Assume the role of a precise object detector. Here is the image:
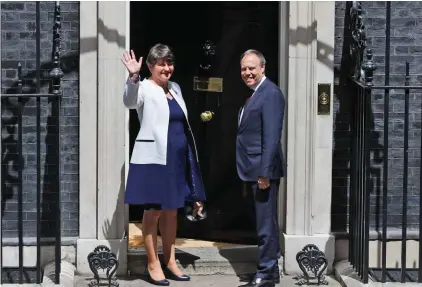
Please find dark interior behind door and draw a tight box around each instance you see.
[129,1,279,244]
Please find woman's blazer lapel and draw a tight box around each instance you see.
[169,83,188,118]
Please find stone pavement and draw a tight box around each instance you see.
[74,274,342,287]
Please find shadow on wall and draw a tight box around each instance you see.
[1,3,127,238]
[331,1,355,233]
[1,49,78,239]
[331,2,382,233]
[289,20,335,72]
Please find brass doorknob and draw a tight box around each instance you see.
[200,111,214,122]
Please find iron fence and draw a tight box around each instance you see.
[347,1,422,283]
[0,2,63,284]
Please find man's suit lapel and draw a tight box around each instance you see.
[238,79,267,133]
[238,107,243,126]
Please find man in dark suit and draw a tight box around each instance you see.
[236,49,285,287]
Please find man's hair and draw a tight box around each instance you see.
[240,49,266,66]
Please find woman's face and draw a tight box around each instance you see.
[148,58,174,84]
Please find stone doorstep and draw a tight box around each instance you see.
[128,246,283,276]
[74,274,342,287]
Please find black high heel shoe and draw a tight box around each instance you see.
[162,264,190,281]
[144,267,170,286]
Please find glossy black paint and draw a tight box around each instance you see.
[129,1,279,244]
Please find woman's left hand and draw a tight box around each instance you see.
[193,202,204,218]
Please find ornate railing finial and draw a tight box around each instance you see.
[17,62,23,94]
[49,1,64,95]
[349,1,369,81]
[362,49,376,86]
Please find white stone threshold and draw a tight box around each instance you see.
[128,246,282,276]
[41,260,75,287]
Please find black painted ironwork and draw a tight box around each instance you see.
[346,1,422,284]
[0,1,63,284]
[348,1,367,81]
[50,2,65,95]
[293,244,328,286]
[52,3,64,284]
[199,40,216,73]
[87,245,119,287]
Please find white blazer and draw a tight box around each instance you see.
[123,78,199,165]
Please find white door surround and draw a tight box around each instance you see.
[77,1,335,276]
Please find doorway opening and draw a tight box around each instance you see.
[128,1,280,245]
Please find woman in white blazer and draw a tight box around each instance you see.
[121,44,206,286]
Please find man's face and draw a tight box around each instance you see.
[240,54,265,88]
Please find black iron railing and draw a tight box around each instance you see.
[347,1,422,284]
[1,2,63,284]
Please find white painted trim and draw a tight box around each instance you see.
[124,0,130,236]
[97,1,127,241]
[79,0,98,240]
[278,0,289,235]
[282,0,336,275]
[284,0,335,236]
[312,0,335,235]
[77,0,131,277]
[285,0,318,236]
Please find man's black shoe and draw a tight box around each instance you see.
[239,273,280,284]
[238,278,276,287]
[239,274,255,282]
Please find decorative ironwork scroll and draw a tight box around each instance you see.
[293,244,328,286]
[87,245,119,287]
[349,1,367,81]
[348,1,377,85]
[199,40,216,72]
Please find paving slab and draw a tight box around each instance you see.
[74,274,341,287]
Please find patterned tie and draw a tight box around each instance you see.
[239,89,255,126]
[244,88,254,107]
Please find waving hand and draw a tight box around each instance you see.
[121,50,143,75]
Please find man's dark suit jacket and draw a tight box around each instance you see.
[236,78,285,182]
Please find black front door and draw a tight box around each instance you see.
[129,1,279,244]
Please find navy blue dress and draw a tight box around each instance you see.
[124,98,190,210]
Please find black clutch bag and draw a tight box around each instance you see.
[184,202,207,222]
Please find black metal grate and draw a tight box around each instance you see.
[347,1,422,284]
[0,2,63,284]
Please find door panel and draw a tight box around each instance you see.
[129,1,279,244]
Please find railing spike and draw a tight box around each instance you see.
[49,1,64,95]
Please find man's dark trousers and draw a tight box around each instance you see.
[236,77,285,281]
[246,180,281,280]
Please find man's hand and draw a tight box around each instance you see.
[258,176,270,190]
